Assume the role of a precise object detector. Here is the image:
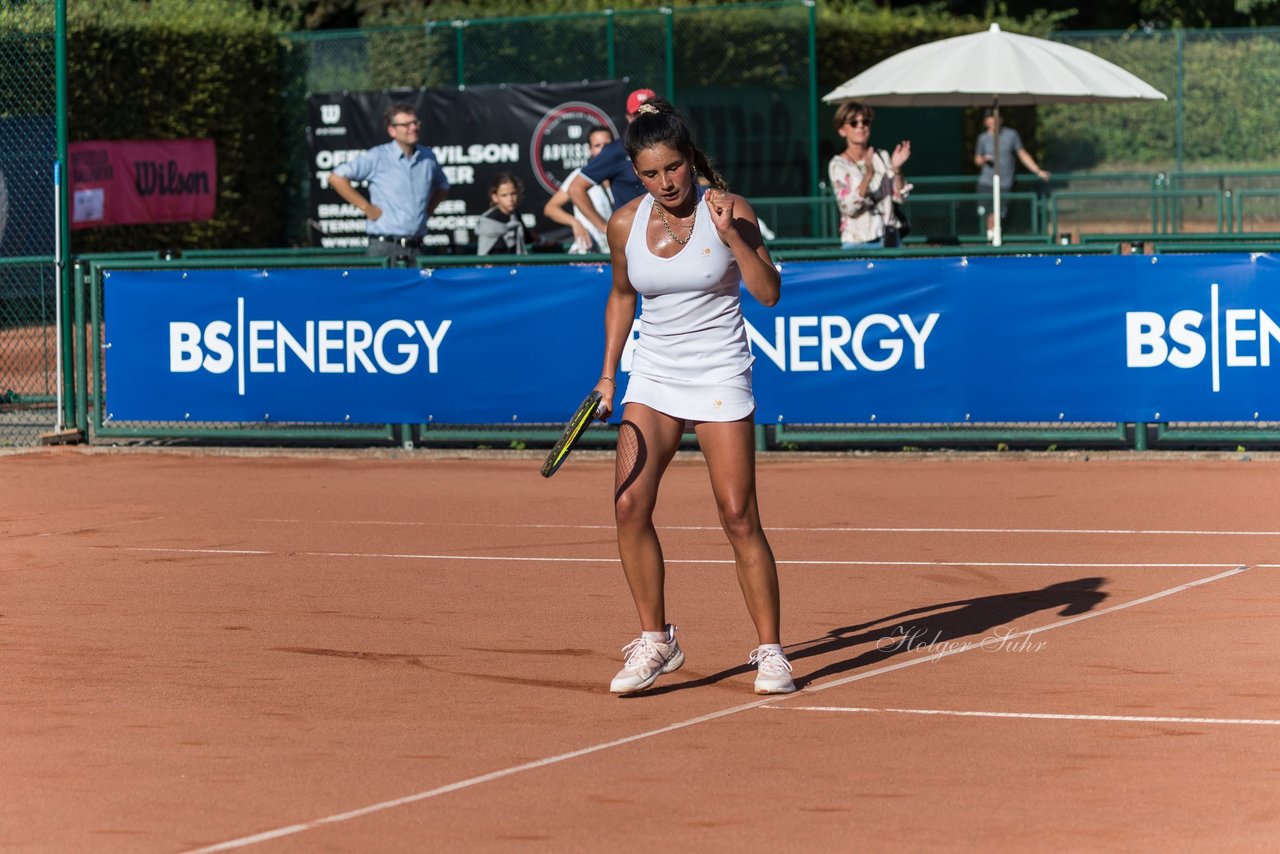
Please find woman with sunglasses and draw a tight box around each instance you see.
[828,101,911,250]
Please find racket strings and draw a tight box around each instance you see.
[540,391,603,478]
[614,420,646,504]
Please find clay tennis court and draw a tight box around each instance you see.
[3,448,1278,851]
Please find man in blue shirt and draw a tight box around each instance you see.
[329,102,450,259]
[567,88,655,244]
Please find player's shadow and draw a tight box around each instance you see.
[639,576,1108,696]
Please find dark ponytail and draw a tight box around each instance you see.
[624,97,728,191]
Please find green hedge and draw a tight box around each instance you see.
[68,0,285,251]
[0,0,286,252]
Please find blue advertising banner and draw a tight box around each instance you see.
[103,253,1280,424]
[749,253,1280,423]
[103,266,612,424]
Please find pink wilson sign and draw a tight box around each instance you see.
[70,138,217,229]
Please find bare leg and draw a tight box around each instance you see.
[613,403,684,632]
[694,416,780,645]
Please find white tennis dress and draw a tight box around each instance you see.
[621,187,755,422]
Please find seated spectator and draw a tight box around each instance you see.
[476,173,536,255]
[568,87,655,245]
[542,125,614,254]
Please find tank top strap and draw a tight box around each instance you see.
[625,193,654,260]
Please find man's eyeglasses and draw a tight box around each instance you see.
[391,119,421,129]
[847,118,871,128]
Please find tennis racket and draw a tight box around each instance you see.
[540,390,604,478]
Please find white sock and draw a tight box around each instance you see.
[643,630,668,643]
[757,643,784,655]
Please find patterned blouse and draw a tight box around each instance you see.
[827,151,910,245]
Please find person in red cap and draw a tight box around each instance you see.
[567,87,657,244]
[626,87,655,115]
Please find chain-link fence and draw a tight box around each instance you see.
[1032,29,1280,234]
[0,5,59,447]
[280,1,818,246]
[1047,28,1280,172]
[14,9,1280,447]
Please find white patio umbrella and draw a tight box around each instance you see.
[823,23,1167,246]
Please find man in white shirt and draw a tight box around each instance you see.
[542,125,615,254]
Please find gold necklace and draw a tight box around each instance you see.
[655,199,696,245]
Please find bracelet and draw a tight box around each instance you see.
[599,376,616,385]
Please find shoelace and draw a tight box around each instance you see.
[748,647,793,676]
[620,636,663,670]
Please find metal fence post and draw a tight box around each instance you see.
[1152,175,1162,233]
[1175,28,1185,175]
[805,0,820,231]
[454,19,466,87]
[605,9,616,80]
[661,6,675,102]
[73,261,87,434]
[55,0,74,436]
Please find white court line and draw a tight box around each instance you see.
[769,706,1280,727]
[120,546,1241,570]
[252,519,1280,537]
[182,564,1249,853]
[184,699,782,853]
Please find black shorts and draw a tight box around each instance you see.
[976,184,1011,220]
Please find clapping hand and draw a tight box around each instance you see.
[891,141,911,170]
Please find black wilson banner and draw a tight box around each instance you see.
[307,80,631,252]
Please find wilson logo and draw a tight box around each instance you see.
[134,160,211,197]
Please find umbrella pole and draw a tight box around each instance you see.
[991,98,1002,247]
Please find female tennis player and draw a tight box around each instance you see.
[592,98,792,695]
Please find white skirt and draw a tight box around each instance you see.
[621,367,755,422]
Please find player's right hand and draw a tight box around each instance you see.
[594,378,616,421]
[365,204,383,221]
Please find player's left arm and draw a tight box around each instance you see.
[706,192,779,307]
[595,204,640,418]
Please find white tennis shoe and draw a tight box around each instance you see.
[610,625,684,694]
[749,645,795,694]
